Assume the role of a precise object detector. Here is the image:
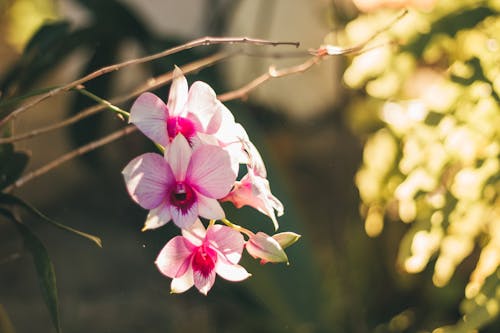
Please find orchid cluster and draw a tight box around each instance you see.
[122,67,300,295]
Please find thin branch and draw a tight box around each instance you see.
[0,52,230,144]
[5,126,137,192]
[311,8,408,56]
[0,37,299,127]
[218,56,322,102]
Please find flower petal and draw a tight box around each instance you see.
[186,81,221,134]
[197,192,225,220]
[142,203,172,230]
[181,219,206,246]
[155,236,194,278]
[187,145,236,198]
[129,92,169,147]
[171,265,195,294]
[167,66,188,117]
[170,200,199,229]
[215,258,251,282]
[246,232,288,264]
[193,268,216,295]
[207,225,245,264]
[167,134,192,180]
[122,153,174,209]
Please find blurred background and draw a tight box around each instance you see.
[0,0,499,332]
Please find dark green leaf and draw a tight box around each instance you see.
[0,208,61,333]
[0,193,102,248]
[0,144,29,190]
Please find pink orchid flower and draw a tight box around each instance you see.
[122,135,237,230]
[222,166,284,230]
[156,219,251,295]
[129,66,222,148]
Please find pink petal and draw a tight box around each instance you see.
[155,236,194,278]
[181,219,206,246]
[122,153,174,209]
[193,268,216,295]
[167,66,188,117]
[215,258,251,282]
[171,266,194,294]
[143,203,172,230]
[187,145,236,198]
[170,200,199,229]
[197,193,225,220]
[186,81,221,134]
[207,225,245,264]
[129,92,169,147]
[166,134,192,180]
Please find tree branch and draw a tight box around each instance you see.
[5,126,137,192]
[0,37,299,127]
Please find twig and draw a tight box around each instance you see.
[0,37,299,127]
[5,126,137,191]
[218,56,322,102]
[311,8,408,56]
[0,52,230,144]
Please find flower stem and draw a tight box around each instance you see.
[75,86,130,119]
[221,218,254,238]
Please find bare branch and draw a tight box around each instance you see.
[0,52,230,144]
[5,126,137,192]
[0,37,299,127]
[218,56,322,102]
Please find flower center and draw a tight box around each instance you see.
[192,245,217,278]
[169,182,196,213]
[167,116,196,141]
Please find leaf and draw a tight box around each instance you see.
[0,208,61,333]
[0,143,29,190]
[0,193,102,248]
[0,304,16,333]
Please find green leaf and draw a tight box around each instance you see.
[0,208,61,333]
[0,193,102,248]
[0,144,29,190]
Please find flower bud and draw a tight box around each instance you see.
[246,232,288,264]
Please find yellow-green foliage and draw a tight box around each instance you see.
[345,1,500,331]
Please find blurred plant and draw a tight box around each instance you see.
[344,1,500,331]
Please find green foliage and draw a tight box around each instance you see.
[346,1,500,331]
[0,208,61,333]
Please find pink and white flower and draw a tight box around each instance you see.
[155,219,251,295]
[222,166,284,230]
[129,66,222,148]
[122,135,237,230]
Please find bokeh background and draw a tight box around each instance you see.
[1,1,499,332]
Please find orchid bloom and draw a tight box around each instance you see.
[156,219,251,295]
[129,66,222,148]
[222,166,284,230]
[122,135,236,230]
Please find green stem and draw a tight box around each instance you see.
[221,218,254,238]
[75,87,130,119]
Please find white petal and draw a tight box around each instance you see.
[181,219,206,246]
[186,81,221,134]
[167,66,189,117]
[142,204,172,230]
[215,258,251,282]
[197,193,225,220]
[167,134,192,180]
[171,266,194,294]
[129,92,169,147]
